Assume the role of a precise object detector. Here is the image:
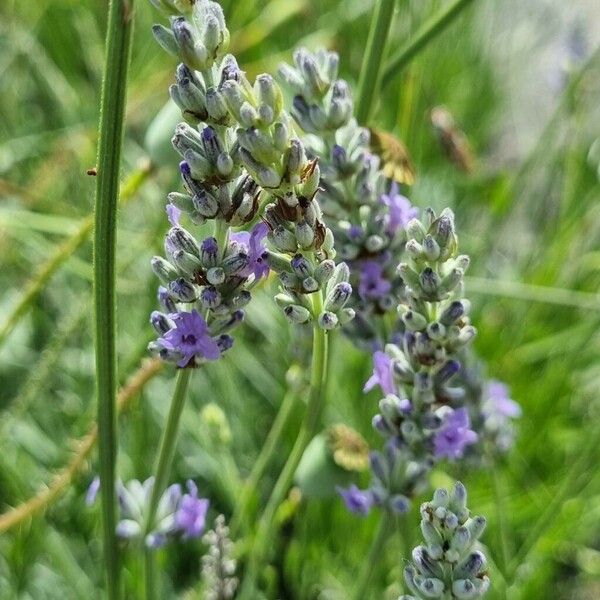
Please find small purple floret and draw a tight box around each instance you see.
[434,408,478,460]
[337,485,374,516]
[230,222,270,279]
[380,182,418,235]
[358,261,392,300]
[175,480,210,539]
[158,310,220,367]
[364,350,395,396]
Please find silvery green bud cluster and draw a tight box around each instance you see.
[278,48,418,346]
[278,48,353,134]
[201,515,238,600]
[152,0,229,72]
[399,482,490,600]
[275,261,355,328]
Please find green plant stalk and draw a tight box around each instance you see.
[230,388,298,535]
[144,367,193,535]
[93,0,135,597]
[144,548,157,600]
[355,0,397,124]
[240,291,329,596]
[351,511,393,600]
[382,0,476,87]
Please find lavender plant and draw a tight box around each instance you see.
[201,515,238,600]
[399,482,490,600]
[87,476,209,548]
[278,48,417,346]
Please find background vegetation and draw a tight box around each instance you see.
[1,0,599,597]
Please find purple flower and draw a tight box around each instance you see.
[484,380,521,419]
[364,350,395,396]
[434,408,478,460]
[358,261,392,300]
[86,476,100,505]
[166,203,181,226]
[337,484,373,516]
[158,310,221,367]
[230,222,270,280]
[380,183,418,235]
[175,480,210,539]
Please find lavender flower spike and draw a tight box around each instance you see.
[400,482,490,599]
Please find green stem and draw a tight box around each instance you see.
[144,548,157,600]
[144,368,193,534]
[240,291,329,596]
[351,512,393,600]
[355,0,397,124]
[93,0,135,597]
[382,0,476,88]
[230,388,298,535]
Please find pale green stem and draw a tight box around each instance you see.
[144,368,193,537]
[355,0,397,124]
[382,0,476,88]
[93,0,135,597]
[144,548,157,600]
[230,388,298,535]
[239,291,329,596]
[351,512,393,600]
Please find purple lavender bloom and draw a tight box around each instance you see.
[358,261,392,300]
[434,407,478,460]
[484,380,521,419]
[348,224,364,241]
[337,484,374,516]
[230,222,270,279]
[158,310,221,367]
[166,202,181,226]
[364,350,395,396]
[86,476,100,506]
[380,182,418,235]
[175,480,210,539]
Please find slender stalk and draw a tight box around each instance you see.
[382,0,476,88]
[93,0,135,597]
[351,512,393,600]
[230,388,298,535]
[355,0,397,124]
[144,548,157,600]
[144,368,193,534]
[240,291,329,596]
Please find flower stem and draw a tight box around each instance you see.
[144,548,157,600]
[144,368,193,535]
[239,291,329,595]
[93,0,135,597]
[351,512,393,600]
[355,0,397,124]
[382,0,476,88]
[230,387,298,535]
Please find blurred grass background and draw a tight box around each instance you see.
[1,0,600,598]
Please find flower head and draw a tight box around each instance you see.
[337,484,373,516]
[175,480,210,539]
[364,350,395,396]
[358,261,392,300]
[158,310,221,367]
[434,408,478,460]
